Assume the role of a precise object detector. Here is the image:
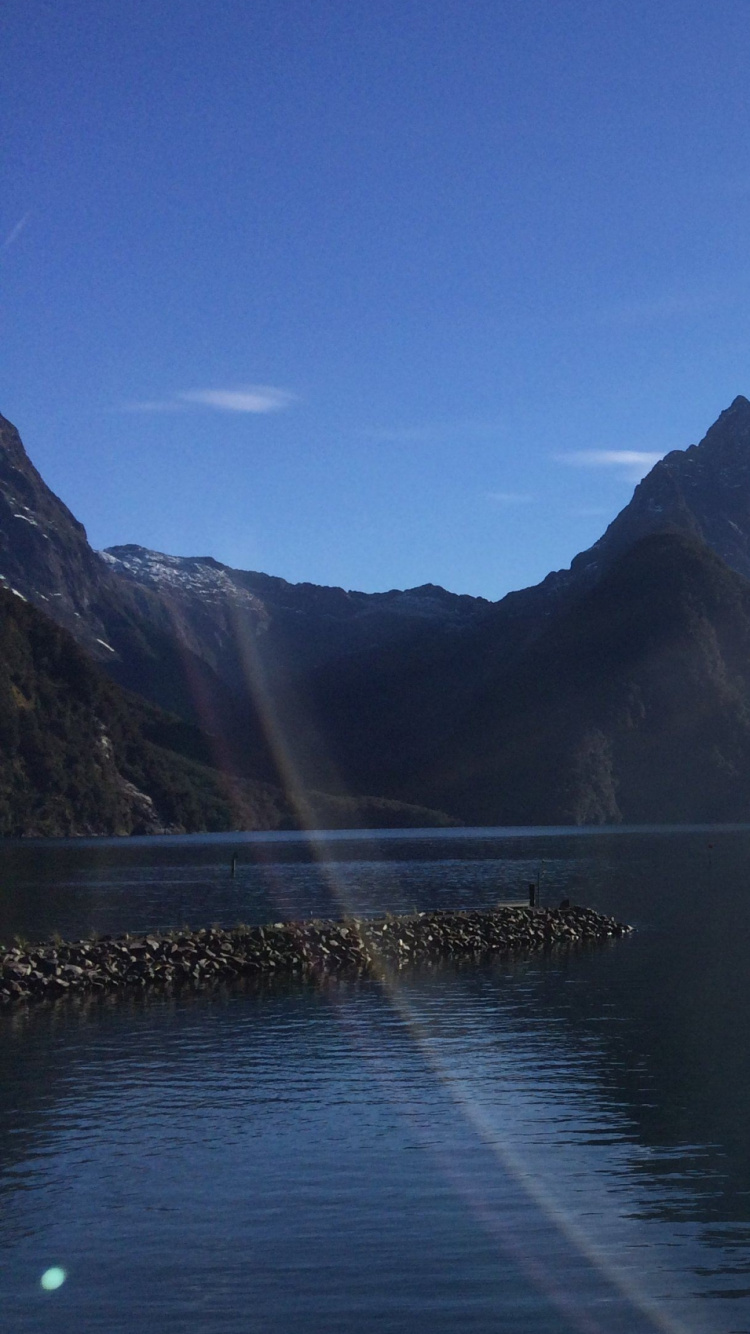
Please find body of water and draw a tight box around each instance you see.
[1,825,749,1332]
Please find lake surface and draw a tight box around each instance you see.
[2,825,750,1333]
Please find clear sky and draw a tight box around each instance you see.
[4,0,750,599]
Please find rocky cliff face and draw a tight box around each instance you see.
[571,394,750,581]
[0,413,124,657]
[509,394,750,612]
[0,414,277,758]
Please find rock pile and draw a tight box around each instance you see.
[0,905,631,1007]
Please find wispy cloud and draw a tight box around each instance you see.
[1,212,30,253]
[558,449,665,467]
[555,449,665,480]
[487,490,534,505]
[179,386,293,413]
[123,384,294,414]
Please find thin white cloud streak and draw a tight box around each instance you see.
[487,491,534,505]
[555,448,666,483]
[122,384,294,414]
[1,213,30,252]
[557,450,665,468]
[179,386,293,413]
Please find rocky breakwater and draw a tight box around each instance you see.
[0,905,631,1007]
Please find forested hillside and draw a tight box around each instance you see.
[0,587,455,836]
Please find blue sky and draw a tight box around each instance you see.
[4,0,750,598]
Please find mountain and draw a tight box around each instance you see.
[555,393,750,590]
[100,545,488,720]
[0,582,266,835]
[0,413,487,684]
[0,411,491,787]
[0,412,126,657]
[284,396,750,806]
[0,412,463,831]
[410,393,750,682]
[415,532,750,825]
[0,583,458,836]
[6,397,750,828]
[0,412,274,763]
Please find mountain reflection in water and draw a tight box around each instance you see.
[1,826,749,1333]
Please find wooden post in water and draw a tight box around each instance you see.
[528,883,537,908]
[231,853,238,879]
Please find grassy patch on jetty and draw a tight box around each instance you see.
[0,906,632,1007]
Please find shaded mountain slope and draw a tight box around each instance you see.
[102,544,488,688]
[0,413,277,779]
[416,533,750,825]
[279,397,750,808]
[0,411,490,794]
[0,588,457,836]
[0,412,132,659]
[0,585,248,835]
[482,393,750,628]
[573,393,750,583]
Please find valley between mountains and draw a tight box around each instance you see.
[3,397,750,835]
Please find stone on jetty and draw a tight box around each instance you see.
[0,905,631,1007]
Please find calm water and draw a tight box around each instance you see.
[1,825,750,1333]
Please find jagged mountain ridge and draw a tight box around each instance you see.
[7,396,750,714]
[566,393,750,586]
[271,396,750,805]
[511,394,750,607]
[6,398,750,825]
[0,411,489,712]
[101,544,489,693]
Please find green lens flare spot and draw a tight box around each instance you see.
[40,1267,67,1291]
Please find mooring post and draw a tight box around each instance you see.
[231,853,238,879]
[528,883,536,908]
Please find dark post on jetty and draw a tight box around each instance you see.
[528,883,537,908]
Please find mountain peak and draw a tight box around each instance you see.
[697,394,750,451]
[566,397,750,587]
